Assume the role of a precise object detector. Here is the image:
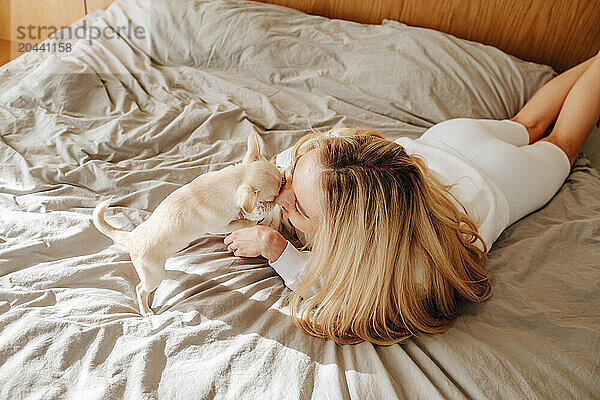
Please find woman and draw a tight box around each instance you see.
[224,51,600,345]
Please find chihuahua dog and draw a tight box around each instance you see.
[93,130,283,316]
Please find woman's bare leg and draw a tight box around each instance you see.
[539,53,600,167]
[511,54,598,144]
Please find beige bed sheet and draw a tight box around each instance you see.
[0,0,598,399]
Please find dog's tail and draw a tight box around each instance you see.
[92,200,131,248]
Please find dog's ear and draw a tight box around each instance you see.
[238,184,258,213]
[242,130,262,164]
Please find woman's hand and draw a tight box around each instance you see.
[224,225,288,262]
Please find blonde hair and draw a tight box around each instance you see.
[285,127,491,345]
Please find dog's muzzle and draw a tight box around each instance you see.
[240,201,276,221]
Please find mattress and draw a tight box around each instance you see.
[0,0,599,398]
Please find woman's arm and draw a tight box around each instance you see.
[224,225,309,290]
[512,53,598,144]
[268,241,310,290]
[261,228,289,262]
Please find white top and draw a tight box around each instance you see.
[267,123,515,290]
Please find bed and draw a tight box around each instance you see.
[0,0,599,398]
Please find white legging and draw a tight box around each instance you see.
[420,118,571,226]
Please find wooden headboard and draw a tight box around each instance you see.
[257,0,600,73]
[2,0,599,72]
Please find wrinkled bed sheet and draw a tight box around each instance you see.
[0,0,598,398]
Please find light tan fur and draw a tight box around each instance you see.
[93,130,283,316]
